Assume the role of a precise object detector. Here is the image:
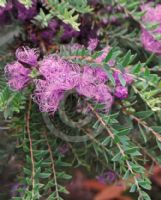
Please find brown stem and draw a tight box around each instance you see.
[26,96,35,196]
[43,132,60,200]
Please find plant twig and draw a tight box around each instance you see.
[130,115,161,142]
[26,95,35,197]
[43,132,60,200]
[132,139,159,166]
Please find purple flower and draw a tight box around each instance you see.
[97,170,118,184]
[76,66,112,112]
[61,23,80,42]
[87,38,98,51]
[94,84,113,112]
[33,80,64,112]
[5,61,30,90]
[58,144,69,155]
[34,55,81,112]
[94,67,108,83]
[0,1,13,24]
[38,55,80,89]
[14,0,38,21]
[141,4,161,54]
[15,46,39,66]
[48,19,59,32]
[114,86,128,99]
[0,1,12,15]
[40,19,59,44]
[81,66,108,84]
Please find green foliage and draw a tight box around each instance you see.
[12,104,71,200]
[33,9,53,28]
[0,1,161,200]
[0,86,26,118]
[0,0,6,7]
[41,0,92,31]
[18,0,32,8]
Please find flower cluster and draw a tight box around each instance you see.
[113,69,133,99]
[76,66,113,112]
[0,0,38,24]
[33,55,80,112]
[0,1,12,24]
[28,19,60,44]
[141,3,161,55]
[5,47,39,90]
[5,47,133,113]
[14,0,38,21]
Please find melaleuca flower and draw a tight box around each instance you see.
[33,55,81,112]
[5,47,39,90]
[38,55,80,89]
[94,67,108,83]
[5,61,30,90]
[0,1,12,14]
[61,23,80,42]
[113,70,133,86]
[0,1,13,24]
[14,0,38,21]
[114,86,128,99]
[94,84,113,112]
[76,66,112,112]
[40,19,59,44]
[81,66,108,84]
[15,47,39,66]
[141,4,161,54]
[87,38,98,51]
[33,80,64,112]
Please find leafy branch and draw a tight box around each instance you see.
[87,103,150,200]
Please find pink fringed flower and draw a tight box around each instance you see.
[95,84,113,112]
[33,80,64,113]
[16,46,39,66]
[5,61,30,90]
[141,4,161,54]
[38,55,80,90]
[114,86,128,99]
[34,55,81,112]
[81,66,108,84]
[76,66,112,112]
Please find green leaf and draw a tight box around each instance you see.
[39,173,51,179]
[0,0,6,6]
[118,73,126,86]
[121,50,134,67]
[138,180,151,190]
[112,152,122,161]
[130,184,137,193]
[135,111,153,119]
